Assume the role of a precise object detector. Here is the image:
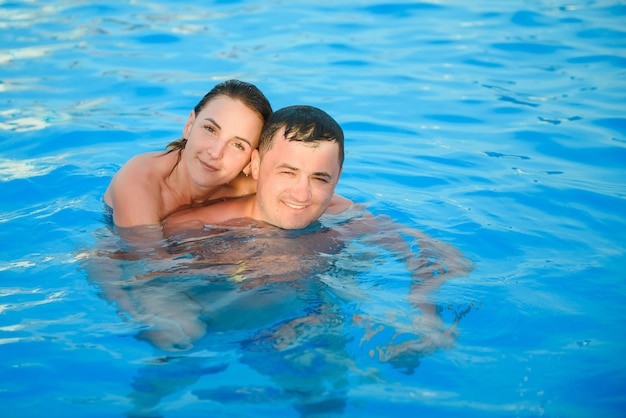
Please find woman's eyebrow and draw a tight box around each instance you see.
[236,136,252,147]
[204,117,221,130]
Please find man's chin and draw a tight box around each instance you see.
[278,223,308,230]
[275,218,314,230]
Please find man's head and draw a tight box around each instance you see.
[250,105,344,229]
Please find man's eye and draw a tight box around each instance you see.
[234,142,245,151]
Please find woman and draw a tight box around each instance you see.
[104,79,273,229]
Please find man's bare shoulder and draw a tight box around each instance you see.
[326,193,354,214]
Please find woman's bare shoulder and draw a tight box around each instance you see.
[124,151,170,171]
[106,152,171,208]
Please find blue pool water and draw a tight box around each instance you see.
[1,0,625,417]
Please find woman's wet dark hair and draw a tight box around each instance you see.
[165,79,272,153]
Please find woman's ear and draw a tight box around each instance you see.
[250,149,261,180]
[183,110,195,138]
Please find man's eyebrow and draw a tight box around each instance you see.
[277,163,299,171]
[313,171,333,180]
[204,117,252,147]
[278,163,333,179]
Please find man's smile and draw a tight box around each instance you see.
[284,201,307,210]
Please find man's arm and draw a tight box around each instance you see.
[338,213,473,296]
[338,214,473,371]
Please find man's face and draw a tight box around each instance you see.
[251,128,342,229]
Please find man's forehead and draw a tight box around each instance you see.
[274,125,288,142]
[267,140,340,172]
[270,131,338,154]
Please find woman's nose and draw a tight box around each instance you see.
[207,139,226,159]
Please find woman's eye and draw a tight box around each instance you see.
[204,125,217,134]
[234,142,245,151]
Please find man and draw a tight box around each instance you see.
[163,105,353,234]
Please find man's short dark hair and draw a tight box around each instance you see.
[258,105,344,168]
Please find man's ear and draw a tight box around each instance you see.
[183,110,195,138]
[250,149,261,180]
[332,167,343,187]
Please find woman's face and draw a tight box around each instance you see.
[182,96,264,189]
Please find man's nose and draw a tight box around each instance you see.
[290,177,312,202]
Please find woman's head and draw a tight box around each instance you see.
[194,80,272,123]
[168,80,272,189]
[167,80,272,152]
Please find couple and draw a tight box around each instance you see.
[102,79,472,299]
[103,79,470,280]
[99,79,472,354]
[104,79,351,236]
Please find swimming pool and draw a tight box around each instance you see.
[1,0,625,416]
